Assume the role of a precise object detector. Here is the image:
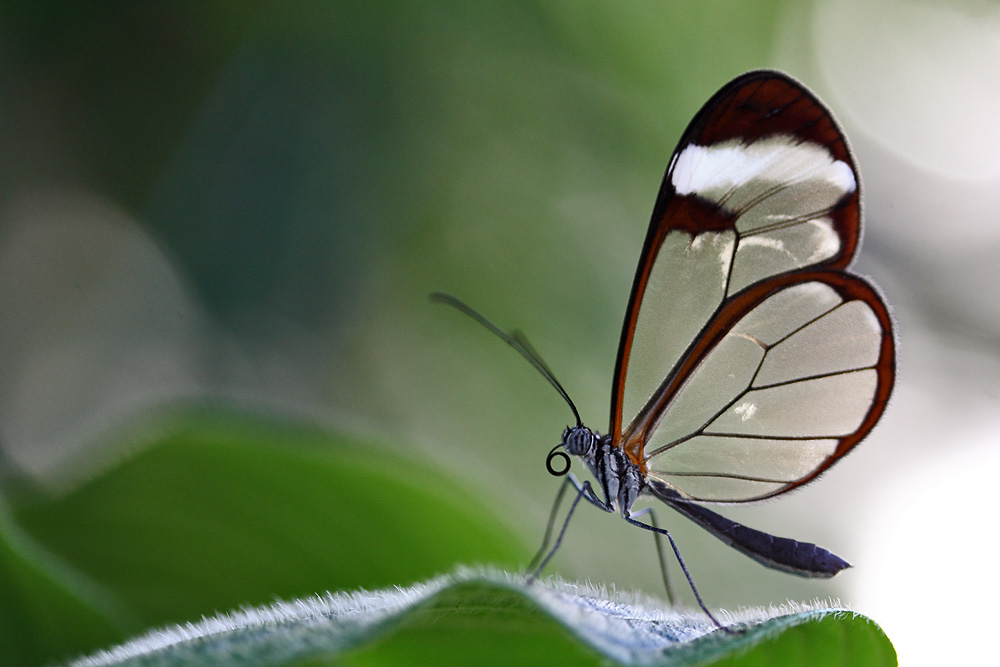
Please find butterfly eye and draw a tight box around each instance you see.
[563,426,596,457]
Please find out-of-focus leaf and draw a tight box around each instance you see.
[69,568,896,666]
[10,409,527,633]
[0,503,124,665]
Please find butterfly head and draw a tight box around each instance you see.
[544,425,598,477]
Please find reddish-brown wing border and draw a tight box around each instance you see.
[609,70,863,446]
[625,270,895,499]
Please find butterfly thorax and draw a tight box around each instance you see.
[562,425,644,518]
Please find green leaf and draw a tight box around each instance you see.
[3,411,898,665]
[10,409,527,634]
[0,503,124,665]
[71,568,896,666]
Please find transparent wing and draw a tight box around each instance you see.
[611,72,864,463]
[637,272,894,502]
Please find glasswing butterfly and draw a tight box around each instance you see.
[433,70,895,631]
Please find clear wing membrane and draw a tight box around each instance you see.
[642,274,893,501]
[672,136,854,295]
[611,72,894,503]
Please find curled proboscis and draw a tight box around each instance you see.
[545,444,570,477]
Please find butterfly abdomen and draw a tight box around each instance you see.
[651,482,850,578]
[723,522,851,578]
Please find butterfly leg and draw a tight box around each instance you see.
[626,506,675,606]
[527,474,608,584]
[527,475,572,572]
[624,514,738,634]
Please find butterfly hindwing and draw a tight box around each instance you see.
[640,271,894,502]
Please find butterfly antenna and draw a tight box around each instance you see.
[430,292,583,426]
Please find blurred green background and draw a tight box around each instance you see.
[0,1,997,664]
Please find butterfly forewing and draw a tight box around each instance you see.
[611,71,893,502]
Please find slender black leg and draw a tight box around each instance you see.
[527,476,573,572]
[527,477,606,584]
[528,474,609,571]
[628,507,674,606]
[625,515,739,634]
[566,472,608,509]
